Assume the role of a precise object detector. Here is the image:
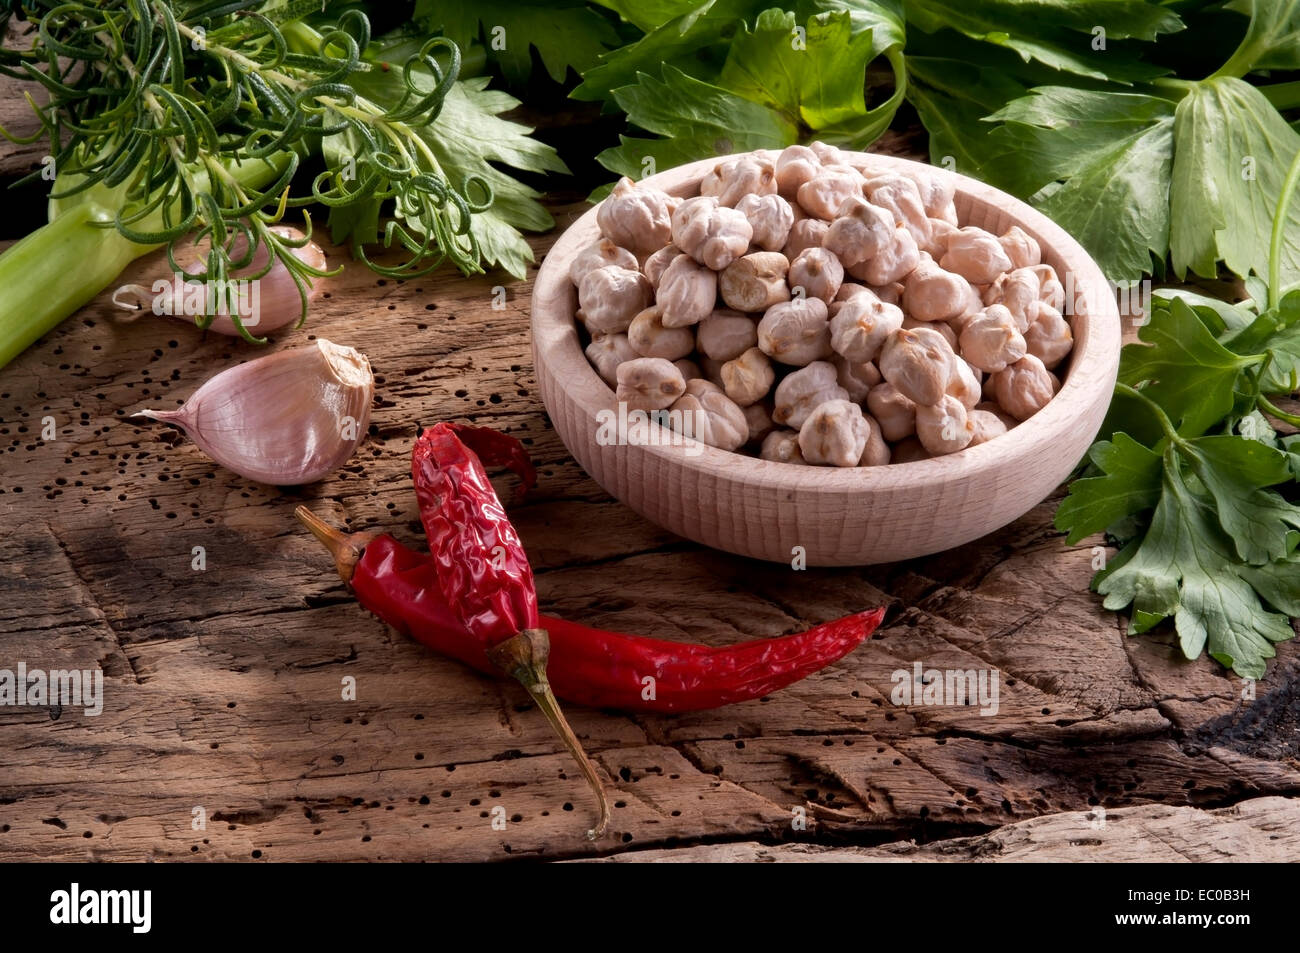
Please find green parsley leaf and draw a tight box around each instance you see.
[348,63,567,279]
[1282,434,1300,480]
[1054,433,1163,544]
[906,55,1023,178]
[423,0,620,84]
[719,9,877,129]
[595,66,797,180]
[586,1,705,34]
[903,0,1178,82]
[321,125,382,248]
[1221,0,1300,73]
[1096,455,1295,679]
[572,0,762,102]
[1170,77,1300,285]
[808,0,905,55]
[1153,288,1256,338]
[982,88,1174,278]
[1119,298,1257,436]
[915,0,1185,42]
[1179,435,1300,564]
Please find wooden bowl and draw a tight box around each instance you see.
[531,151,1121,566]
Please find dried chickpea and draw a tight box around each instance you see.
[857,415,891,466]
[720,347,775,407]
[999,225,1041,269]
[835,282,873,302]
[878,326,957,406]
[616,357,686,411]
[903,314,958,350]
[974,400,1017,430]
[657,254,717,328]
[799,399,870,467]
[863,172,930,247]
[597,177,676,255]
[823,197,893,267]
[569,238,638,287]
[941,226,1014,284]
[757,297,833,366]
[811,142,847,165]
[643,245,685,290]
[674,358,703,381]
[829,291,903,363]
[952,278,986,326]
[903,258,968,322]
[700,355,728,388]
[669,378,748,451]
[1023,301,1073,370]
[874,281,904,306]
[891,436,930,463]
[773,360,849,430]
[958,304,1027,374]
[585,332,638,387]
[720,251,790,312]
[983,267,1040,332]
[782,218,829,259]
[901,168,956,221]
[1030,263,1066,311]
[735,193,795,252]
[832,353,881,403]
[671,195,753,270]
[776,145,821,199]
[866,381,916,442]
[915,395,974,455]
[697,310,758,362]
[797,168,863,220]
[788,246,844,304]
[628,306,695,360]
[700,153,777,206]
[967,409,1008,447]
[921,217,957,259]
[744,401,775,444]
[991,354,1057,421]
[947,358,982,410]
[578,265,651,335]
[760,429,805,464]
[851,226,920,287]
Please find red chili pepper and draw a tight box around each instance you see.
[296,422,885,838]
[332,532,884,712]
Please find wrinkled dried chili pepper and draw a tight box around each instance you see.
[296,422,886,838]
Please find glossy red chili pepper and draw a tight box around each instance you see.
[297,422,885,838]
[341,532,884,712]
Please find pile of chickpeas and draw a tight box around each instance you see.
[570,142,1073,467]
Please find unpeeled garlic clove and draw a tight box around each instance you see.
[136,339,373,485]
[112,225,328,337]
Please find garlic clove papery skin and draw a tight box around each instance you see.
[137,339,373,485]
[113,225,328,337]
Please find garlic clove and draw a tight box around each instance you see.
[137,339,373,485]
[112,225,328,337]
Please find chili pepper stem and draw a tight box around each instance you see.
[294,505,376,584]
[487,628,612,840]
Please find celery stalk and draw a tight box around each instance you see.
[0,153,291,371]
[0,202,149,368]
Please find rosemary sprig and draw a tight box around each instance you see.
[0,0,494,343]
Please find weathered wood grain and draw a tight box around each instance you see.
[583,796,1300,862]
[0,78,1295,861]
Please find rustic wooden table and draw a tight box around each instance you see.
[0,91,1296,863]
